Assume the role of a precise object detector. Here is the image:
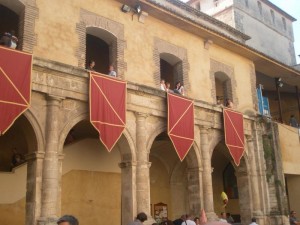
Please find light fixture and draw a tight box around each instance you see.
[121,4,131,13]
[134,4,142,14]
[276,77,283,88]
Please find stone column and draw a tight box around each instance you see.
[247,136,263,216]
[135,112,151,216]
[119,161,137,225]
[187,167,203,216]
[200,126,216,220]
[38,96,62,225]
[236,169,251,224]
[25,152,45,225]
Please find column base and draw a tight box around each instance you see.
[206,212,218,221]
[37,217,58,225]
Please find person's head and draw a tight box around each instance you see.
[109,65,114,71]
[14,154,22,162]
[220,212,226,218]
[194,217,199,224]
[175,81,181,88]
[136,212,147,222]
[89,60,95,68]
[226,213,231,217]
[185,214,192,220]
[165,82,170,88]
[291,115,295,118]
[161,79,165,84]
[290,211,296,217]
[251,217,257,222]
[180,215,186,220]
[57,215,79,225]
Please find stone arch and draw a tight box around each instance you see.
[146,122,166,152]
[0,0,38,52]
[77,9,126,78]
[208,128,224,158]
[211,140,251,224]
[210,59,238,106]
[23,109,44,153]
[153,38,190,92]
[58,111,136,161]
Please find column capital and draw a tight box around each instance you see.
[199,125,210,133]
[47,94,65,102]
[187,167,203,173]
[58,153,64,160]
[135,112,149,119]
[246,135,254,142]
[118,161,137,168]
[137,161,152,168]
[25,151,45,161]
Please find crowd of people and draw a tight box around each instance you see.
[55,209,300,225]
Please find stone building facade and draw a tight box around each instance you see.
[0,0,300,225]
[187,0,297,66]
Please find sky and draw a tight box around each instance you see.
[180,0,300,64]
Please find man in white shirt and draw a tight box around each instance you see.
[181,214,196,225]
[108,65,117,77]
[249,217,258,225]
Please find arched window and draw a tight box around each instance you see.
[0,1,37,52]
[77,10,126,78]
[154,38,190,93]
[160,53,182,90]
[257,1,262,16]
[223,163,239,199]
[86,28,112,74]
[214,72,233,105]
[0,4,20,49]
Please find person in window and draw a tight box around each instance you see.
[0,30,18,49]
[216,97,224,107]
[108,65,117,77]
[290,211,300,225]
[174,81,184,96]
[289,115,298,128]
[160,79,166,91]
[86,60,95,71]
[225,99,233,108]
[165,82,173,93]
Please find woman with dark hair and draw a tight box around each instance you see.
[225,99,233,108]
[174,81,185,96]
[86,60,95,71]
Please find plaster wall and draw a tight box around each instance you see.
[233,8,295,65]
[210,45,255,110]
[278,124,300,174]
[286,175,300,215]
[31,0,255,109]
[0,198,25,225]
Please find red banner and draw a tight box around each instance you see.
[90,72,126,151]
[0,47,32,135]
[168,93,194,161]
[223,108,245,166]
